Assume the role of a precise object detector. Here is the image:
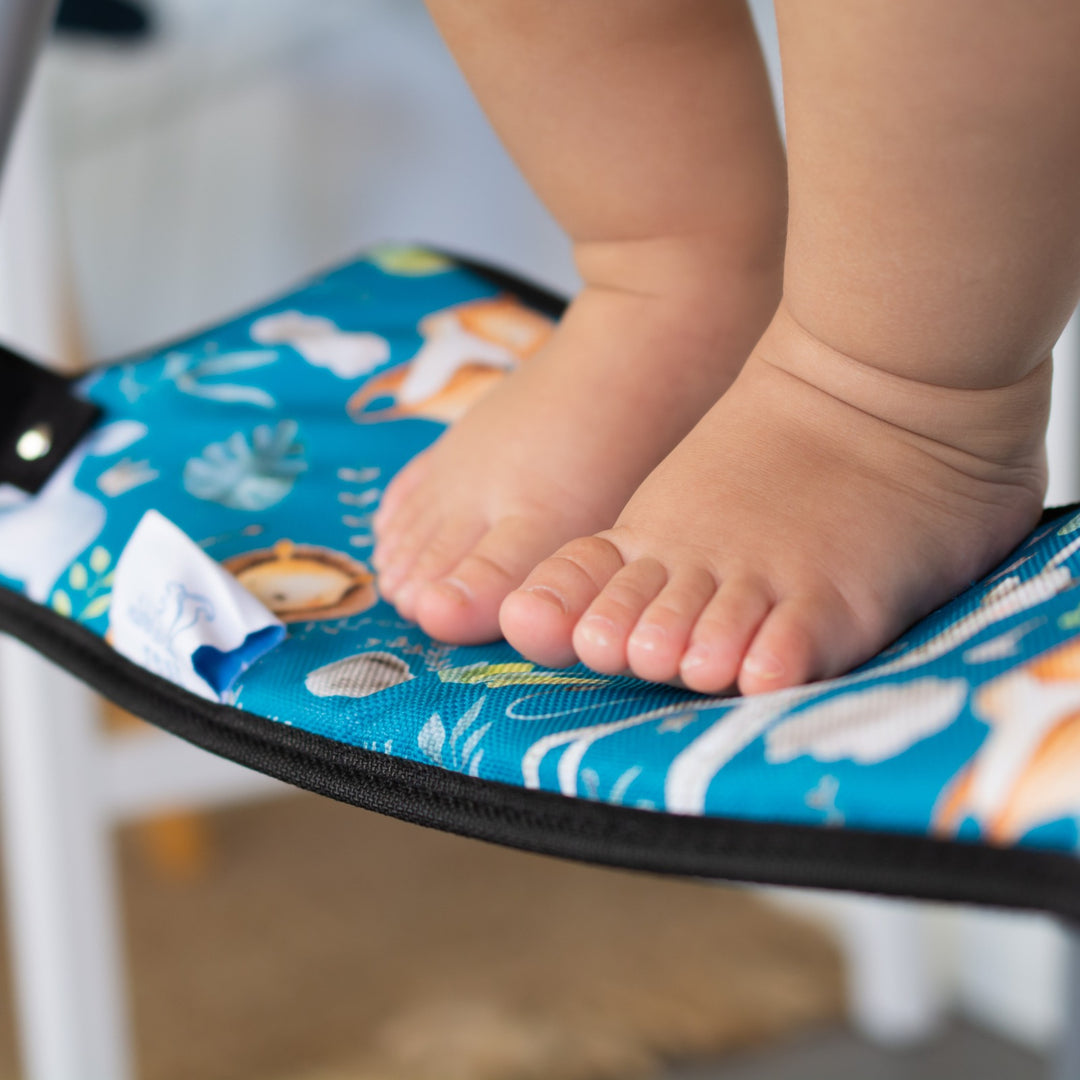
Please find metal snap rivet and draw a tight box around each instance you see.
[15,423,53,462]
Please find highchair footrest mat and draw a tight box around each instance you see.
[3,244,1080,920]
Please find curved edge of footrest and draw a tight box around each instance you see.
[3,583,1079,922]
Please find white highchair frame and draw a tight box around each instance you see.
[0,637,284,1079]
[0,1,1073,1076]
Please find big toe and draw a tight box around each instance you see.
[372,451,431,539]
[416,516,583,646]
[388,515,486,621]
[500,535,627,668]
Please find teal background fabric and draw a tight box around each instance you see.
[2,245,1080,856]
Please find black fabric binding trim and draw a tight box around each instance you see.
[3,251,1080,920]
[3,581,1080,920]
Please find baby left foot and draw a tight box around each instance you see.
[500,306,1050,694]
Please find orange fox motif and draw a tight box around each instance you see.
[347,296,554,426]
[935,639,1080,844]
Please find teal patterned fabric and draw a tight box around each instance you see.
[2,244,1080,856]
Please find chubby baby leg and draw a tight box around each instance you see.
[372,0,786,643]
[502,0,1080,692]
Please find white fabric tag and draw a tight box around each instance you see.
[109,510,285,702]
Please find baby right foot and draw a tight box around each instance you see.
[500,305,1050,694]
[372,237,781,644]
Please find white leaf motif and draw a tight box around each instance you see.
[450,697,485,751]
[461,722,492,769]
[418,716,446,766]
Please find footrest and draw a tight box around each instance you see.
[2,244,1079,918]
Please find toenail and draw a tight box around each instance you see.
[578,614,617,647]
[680,643,712,672]
[394,580,417,610]
[522,585,568,614]
[742,652,784,681]
[434,576,473,605]
[629,623,668,652]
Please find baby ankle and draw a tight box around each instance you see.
[760,304,1052,474]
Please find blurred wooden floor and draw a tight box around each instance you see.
[0,789,844,1080]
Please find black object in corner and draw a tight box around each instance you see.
[0,344,100,494]
[54,0,153,41]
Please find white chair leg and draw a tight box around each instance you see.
[1046,305,1080,508]
[760,887,949,1046]
[838,895,947,1046]
[1053,924,1080,1080]
[0,0,56,182]
[0,636,134,1080]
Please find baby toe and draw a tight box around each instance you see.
[678,576,773,694]
[417,516,571,646]
[392,518,487,621]
[573,557,667,675]
[738,588,863,695]
[377,515,440,603]
[372,451,430,536]
[501,535,627,668]
[372,496,432,573]
[626,566,716,684]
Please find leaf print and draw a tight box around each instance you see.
[338,467,380,483]
[97,459,160,498]
[368,245,453,276]
[1059,512,1080,537]
[80,595,112,621]
[418,716,446,766]
[437,661,608,689]
[460,722,492,770]
[184,421,307,511]
[450,697,485,751]
[610,766,643,805]
[51,546,116,626]
[416,700,493,774]
[185,383,276,408]
[581,769,600,800]
[196,351,279,376]
[162,348,278,409]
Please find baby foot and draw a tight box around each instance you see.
[372,243,780,644]
[501,306,1050,694]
